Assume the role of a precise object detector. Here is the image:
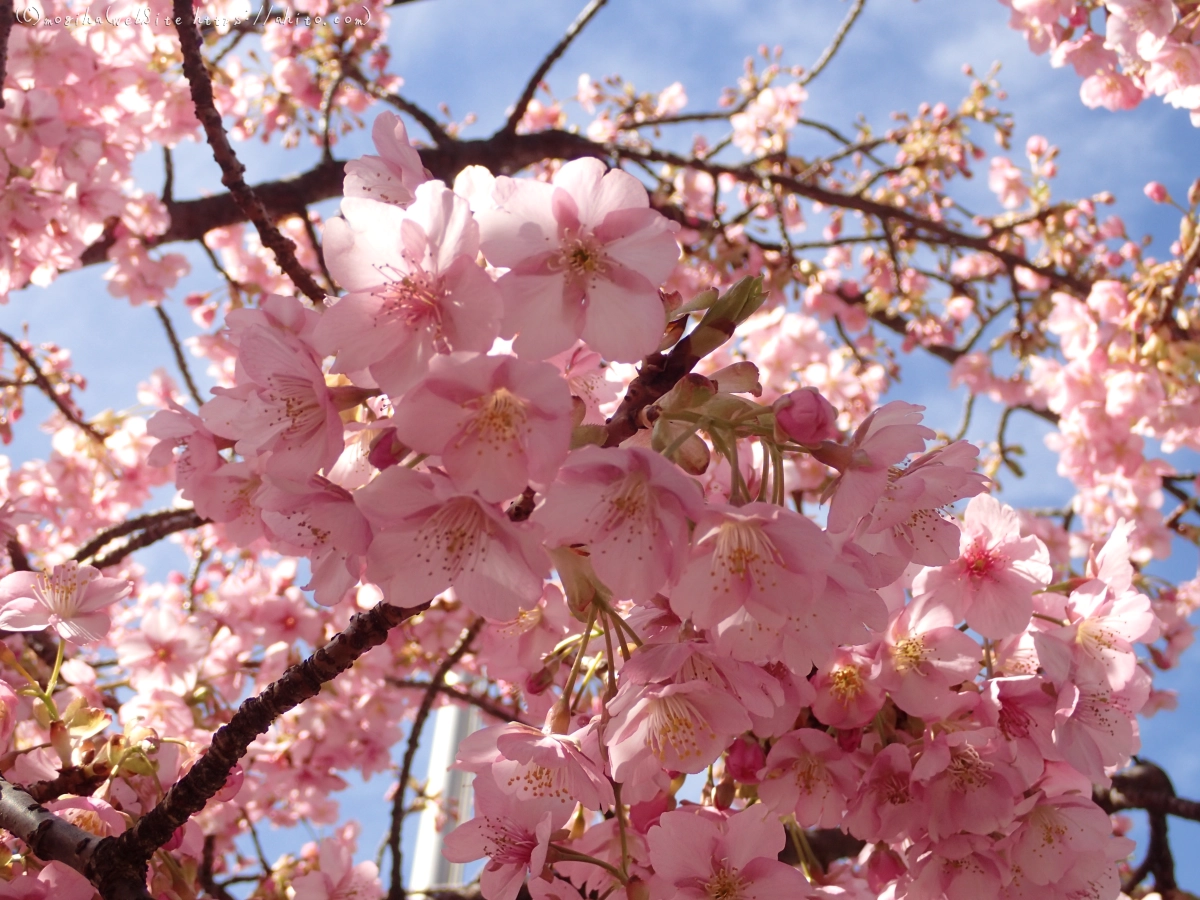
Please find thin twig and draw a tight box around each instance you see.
[387,617,484,900]
[73,508,202,564]
[171,0,326,304]
[154,305,205,407]
[0,329,107,443]
[301,213,339,295]
[162,147,175,203]
[386,678,525,724]
[502,0,609,135]
[798,0,867,87]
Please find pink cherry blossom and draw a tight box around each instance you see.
[315,183,502,397]
[389,352,573,503]
[912,493,1052,638]
[757,728,860,828]
[878,601,981,720]
[823,401,936,533]
[342,111,428,207]
[645,805,813,900]
[257,476,372,606]
[201,302,345,481]
[0,561,130,644]
[605,680,752,783]
[442,772,568,900]
[358,467,548,620]
[455,721,614,811]
[533,445,705,602]
[478,157,680,362]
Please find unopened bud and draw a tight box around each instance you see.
[1189,178,1200,208]
[714,775,736,810]
[1144,181,1170,204]
[368,428,408,471]
[773,387,838,444]
[546,699,571,735]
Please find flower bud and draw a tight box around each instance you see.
[725,736,766,783]
[713,774,736,810]
[773,387,838,444]
[1145,181,1170,204]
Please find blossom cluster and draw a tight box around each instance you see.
[72,118,1167,900]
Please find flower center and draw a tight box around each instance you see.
[415,497,491,579]
[711,519,781,583]
[705,865,748,900]
[892,636,927,673]
[462,387,530,451]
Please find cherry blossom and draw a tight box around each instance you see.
[645,805,813,899]
[315,183,503,397]
[478,157,681,362]
[0,561,130,644]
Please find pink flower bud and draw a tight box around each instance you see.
[215,765,244,802]
[773,387,838,444]
[1144,181,1169,204]
[725,736,766,784]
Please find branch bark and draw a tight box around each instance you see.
[171,0,327,303]
[86,599,430,898]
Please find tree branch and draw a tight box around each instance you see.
[0,329,108,444]
[0,0,13,109]
[88,600,430,898]
[73,508,205,566]
[798,0,867,87]
[171,0,326,303]
[0,774,152,900]
[503,0,609,136]
[154,305,205,408]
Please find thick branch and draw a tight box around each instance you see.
[0,0,13,109]
[171,0,326,303]
[88,600,430,896]
[0,774,151,900]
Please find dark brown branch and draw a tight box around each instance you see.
[1096,760,1180,893]
[89,511,207,569]
[89,600,431,897]
[171,0,326,304]
[7,536,30,572]
[387,616,484,900]
[503,0,609,136]
[0,329,107,443]
[162,147,175,203]
[199,835,238,900]
[0,0,13,109]
[154,305,205,407]
[73,508,203,564]
[0,774,151,900]
[26,761,113,803]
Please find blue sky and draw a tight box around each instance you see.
[4,0,1200,891]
